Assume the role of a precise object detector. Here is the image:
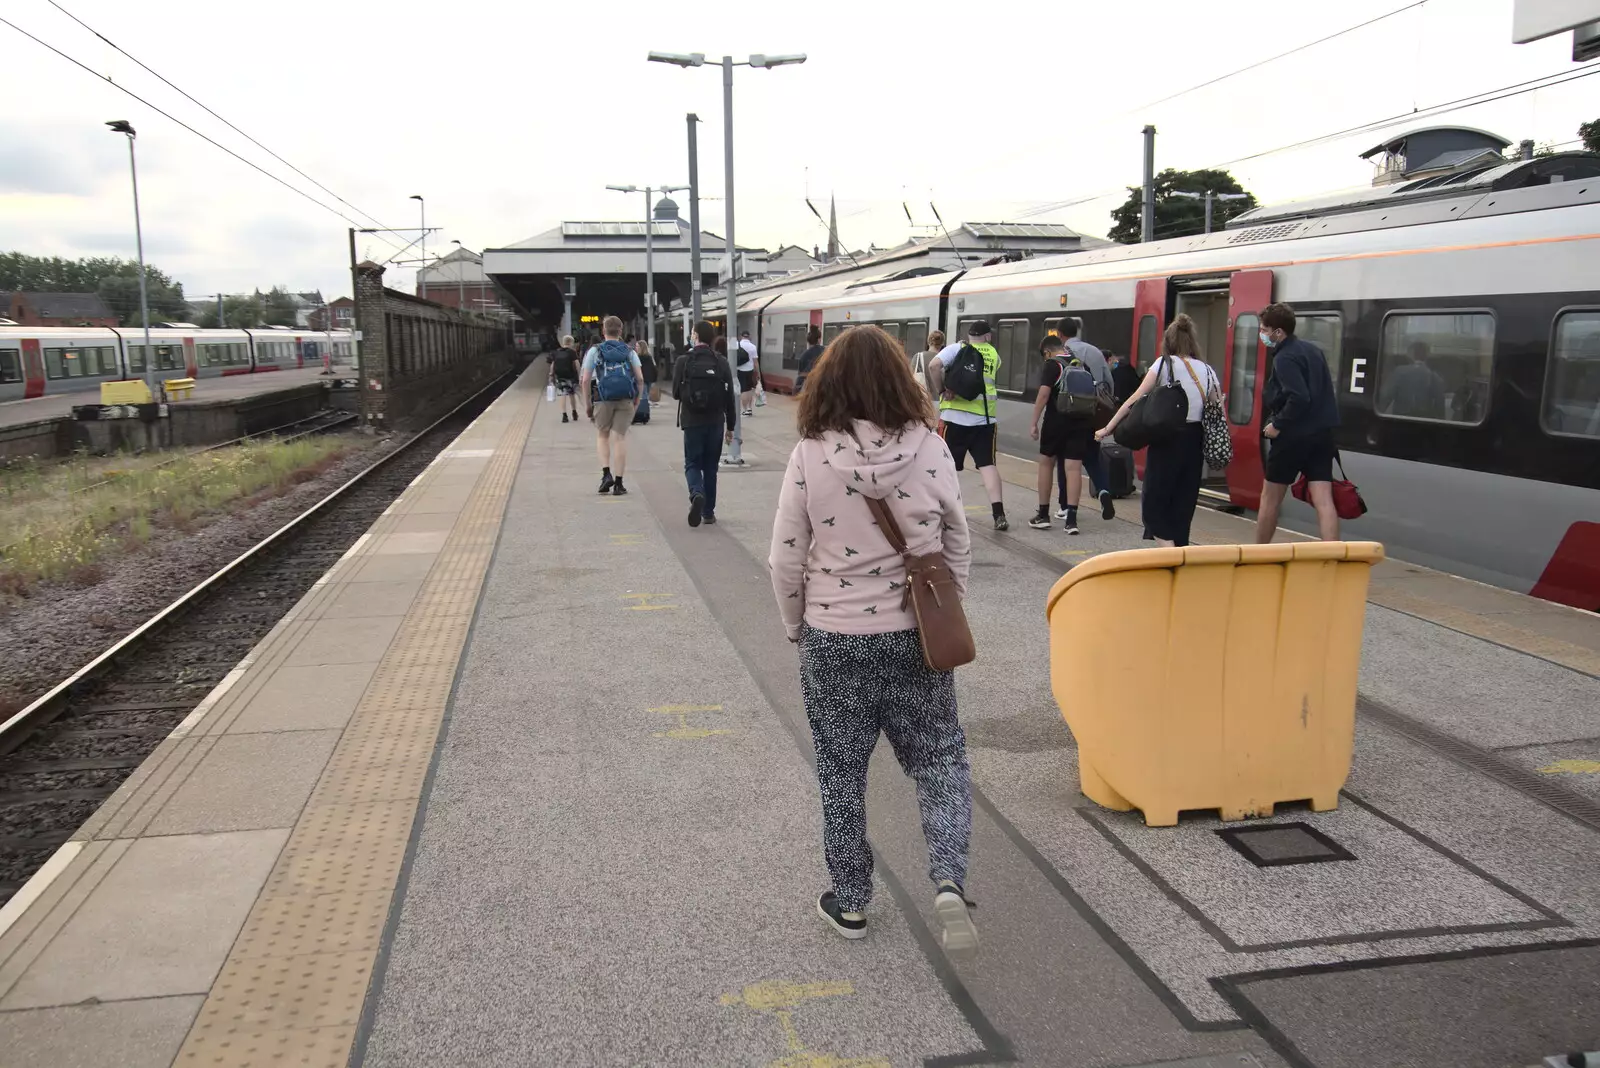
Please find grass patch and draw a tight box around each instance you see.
[0,437,350,593]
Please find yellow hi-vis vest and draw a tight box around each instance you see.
[938,342,1000,420]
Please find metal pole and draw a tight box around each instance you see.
[644,186,655,349]
[687,113,703,324]
[1204,192,1214,235]
[124,134,155,396]
[419,199,426,298]
[723,56,741,460]
[1141,124,1156,244]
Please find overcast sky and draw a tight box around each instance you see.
[0,0,1593,306]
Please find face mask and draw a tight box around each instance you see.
[1259,330,1274,348]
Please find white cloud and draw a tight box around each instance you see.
[0,0,1592,305]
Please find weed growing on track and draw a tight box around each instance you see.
[0,437,350,593]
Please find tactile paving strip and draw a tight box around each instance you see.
[170,388,537,1068]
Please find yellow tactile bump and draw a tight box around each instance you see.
[176,1024,355,1068]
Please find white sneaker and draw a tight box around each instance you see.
[934,882,978,954]
[1055,507,1071,519]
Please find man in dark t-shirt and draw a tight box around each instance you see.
[1028,335,1114,535]
[794,326,824,394]
[548,336,581,423]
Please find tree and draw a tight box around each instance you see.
[1581,119,1599,154]
[1108,168,1258,244]
[262,286,300,327]
[0,252,188,325]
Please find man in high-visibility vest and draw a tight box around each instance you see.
[928,320,1009,531]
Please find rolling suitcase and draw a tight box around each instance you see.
[632,392,651,425]
[1100,440,1135,499]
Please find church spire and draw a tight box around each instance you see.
[827,194,839,262]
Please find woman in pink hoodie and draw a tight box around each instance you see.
[769,325,978,953]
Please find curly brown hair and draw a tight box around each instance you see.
[795,325,936,438]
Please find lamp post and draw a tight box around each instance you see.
[409,195,425,297]
[606,183,688,348]
[1169,189,1251,235]
[648,50,805,458]
[450,239,467,310]
[106,120,155,397]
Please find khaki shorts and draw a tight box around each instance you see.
[593,398,636,435]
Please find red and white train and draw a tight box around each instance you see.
[0,326,355,402]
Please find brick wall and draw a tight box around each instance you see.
[353,261,516,428]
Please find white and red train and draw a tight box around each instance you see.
[0,326,355,402]
[715,152,1600,610]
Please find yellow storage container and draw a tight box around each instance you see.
[100,380,154,405]
[1044,541,1384,826]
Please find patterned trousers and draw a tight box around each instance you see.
[799,625,973,912]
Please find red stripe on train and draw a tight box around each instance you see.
[1530,521,1600,612]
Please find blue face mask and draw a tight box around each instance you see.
[1259,330,1274,348]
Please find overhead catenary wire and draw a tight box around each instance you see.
[1012,61,1600,222]
[0,13,408,254]
[43,0,394,235]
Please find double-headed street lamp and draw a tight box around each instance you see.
[450,239,468,310]
[647,51,804,459]
[606,184,688,348]
[106,120,155,398]
[1169,189,1250,235]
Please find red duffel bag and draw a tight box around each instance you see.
[1292,453,1367,520]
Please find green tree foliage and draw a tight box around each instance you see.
[262,287,300,327]
[1108,168,1258,244]
[0,252,188,325]
[1581,119,1599,154]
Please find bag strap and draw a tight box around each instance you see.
[863,495,912,557]
[1334,450,1349,482]
[1177,356,1220,402]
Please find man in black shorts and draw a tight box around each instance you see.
[1028,334,1107,534]
[1256,302,1342,542]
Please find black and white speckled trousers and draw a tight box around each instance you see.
[799,625,972,912]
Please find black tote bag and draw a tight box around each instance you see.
[1113,356,1189,451]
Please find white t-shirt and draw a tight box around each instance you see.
[736,337,758,371]
[1146,356,1219,422]
[935,343,995,427]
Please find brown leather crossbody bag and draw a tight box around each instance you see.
[863,495,976,672]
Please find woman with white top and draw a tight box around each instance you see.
[1095,314,1219,547]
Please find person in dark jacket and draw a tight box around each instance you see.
[672,320,738,527]
[1109,351,1140,406]
[1256,302,1342,542]
[794,326,824,394]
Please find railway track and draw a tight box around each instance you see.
[0,375,513,906]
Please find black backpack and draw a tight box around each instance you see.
[680,351,723,415]
[945,343,986,401]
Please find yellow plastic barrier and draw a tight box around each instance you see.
[100,380,154,405]
[163,377,196,400]
[1044,541,1385,826]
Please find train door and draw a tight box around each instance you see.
[182,337,198,378]
[21,337,44,398]
[1222,270,1273,508]
[1130,279,1167,371]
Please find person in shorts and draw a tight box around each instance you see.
[1255,302,1342,542]
[1028,334,1110,534]
[927,320,1008,531]
[579,315,645,495]
[549,335,581,424]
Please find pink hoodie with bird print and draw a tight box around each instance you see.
[769,420,971,640]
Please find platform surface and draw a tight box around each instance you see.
[1,377,1596,1068]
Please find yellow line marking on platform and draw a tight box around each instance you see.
[620,592,677,610]
[720,980,889,1068]
[609,533,644,545]
[649,704,730,739]
[1055,548,1093,557]
[1538,759,1600,775]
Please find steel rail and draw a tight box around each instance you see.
[0,372,514,756]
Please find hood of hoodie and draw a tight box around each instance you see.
[817,421,932,500]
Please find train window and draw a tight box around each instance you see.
[1298,314,1344,388]
[1541,309,1600,440]
[822,322,845,345]
[782,324,806,369]
[0,349,20,383]
[879,323,902,349]
[1228,313,1259,425]
[1377,312,1494,426]
[1136,314,1158,368]
[904,321,928,356]
[997,319,1030,394]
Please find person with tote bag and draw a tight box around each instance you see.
[1096,314,1220,547]
[768,324,979,955]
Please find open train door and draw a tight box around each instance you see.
[1223,269,1273,509]
[21,337,44,398]
[1127,279,1168,478]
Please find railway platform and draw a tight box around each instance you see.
[1,368,1597,1068]
[0,364,348,429]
